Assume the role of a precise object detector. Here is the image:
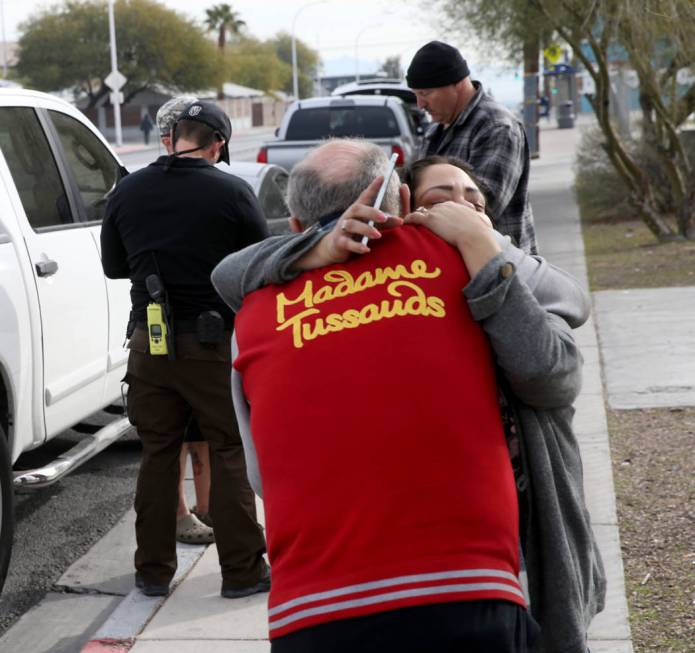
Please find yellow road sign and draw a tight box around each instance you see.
[544,43,563,65]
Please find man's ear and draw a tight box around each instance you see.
[212,140,225,163]
[399,183,411,216]
[288,216,303,233]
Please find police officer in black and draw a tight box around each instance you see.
[101,101,269,599]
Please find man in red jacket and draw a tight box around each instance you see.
[223,141,541,653]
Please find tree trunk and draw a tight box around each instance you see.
[522,32,540,158]
[124,84,149,104]
[677,187,695,239]
[217,26,226,100]
[86,84,110,109]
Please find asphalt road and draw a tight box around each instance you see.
[118,127,273,171]
[0,413,141,638]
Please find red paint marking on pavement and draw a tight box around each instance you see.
[81,639,134,652]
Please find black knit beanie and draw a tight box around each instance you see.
[406,41,470,89]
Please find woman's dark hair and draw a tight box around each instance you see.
[403,155,492,213]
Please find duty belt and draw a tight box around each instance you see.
[136,319,198,334]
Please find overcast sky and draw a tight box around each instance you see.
[1,0,522,106]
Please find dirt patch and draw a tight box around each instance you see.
[607,407,695,652]
[581,219,695,291]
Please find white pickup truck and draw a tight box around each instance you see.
[0,89,136,592]
[0,89,293,595]
[256,95,421,171]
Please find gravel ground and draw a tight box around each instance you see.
[607,407,695,652]
[581,219,695,291]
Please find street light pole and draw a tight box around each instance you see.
[0,0,7,79]
[107,0,123,146]
[355,25,378,83]
[292,0,326,99]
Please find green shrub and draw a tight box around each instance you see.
[573,126,632,223]
[574,124,695,226]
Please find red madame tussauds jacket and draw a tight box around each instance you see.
[232,225,524,639]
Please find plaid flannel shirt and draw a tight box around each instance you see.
[421,82,537,254]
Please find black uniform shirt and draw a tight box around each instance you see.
[101,155,269,328]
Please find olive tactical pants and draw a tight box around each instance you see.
[125,329,266,588]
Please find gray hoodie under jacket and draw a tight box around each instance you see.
[211,227,606,653]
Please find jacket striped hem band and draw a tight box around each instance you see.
[268,569,524,632]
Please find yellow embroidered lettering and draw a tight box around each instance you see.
[275,259,447,347]
[325,313,344,332]
[379,297,406,318]
[276,307,320,348]
[427,296,446,317]
[411,259,441,279]
[276,282,314,323]
[313,284,333,305]
[323,270,354,300]
[342,309,361,328]
[302,317,328,343]
[354,270,373,292]
[359,303,382,323]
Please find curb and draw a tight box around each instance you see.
[79,542,205,652]
[82,639,134,652]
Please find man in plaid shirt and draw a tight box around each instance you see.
[407,41,537,254]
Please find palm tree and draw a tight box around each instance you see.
[204,4,245,52]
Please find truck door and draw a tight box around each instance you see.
[0,107,108,438]
[44,110,130,406]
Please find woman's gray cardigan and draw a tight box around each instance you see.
[212,228,607,653]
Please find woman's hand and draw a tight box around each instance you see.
[404,200,491,245]
[296,176,405,270]
[404,200,501,277]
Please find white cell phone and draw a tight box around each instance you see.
[361,152,399,246]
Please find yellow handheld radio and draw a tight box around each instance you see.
[145,274,173,357]
[146,303,168,355]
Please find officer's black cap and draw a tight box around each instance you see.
[175,101,232,164]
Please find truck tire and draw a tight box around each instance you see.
[0,425,13,593]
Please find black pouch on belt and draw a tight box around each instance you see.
[196,310,225,347]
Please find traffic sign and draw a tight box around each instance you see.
[624,70,639,89]
[676,67,695,86]
[544,43,563,65]
[544,63,575,77]
[109,91,124,106]
[579,72,596,95]
[104,70,127,91]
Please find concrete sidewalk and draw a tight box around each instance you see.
[0,119,636,653]
[530,121,632,653]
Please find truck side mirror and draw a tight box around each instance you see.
[274,127,279,138]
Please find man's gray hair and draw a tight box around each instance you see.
[288,140,401,228]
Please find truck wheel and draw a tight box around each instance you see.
[0,425,13,593]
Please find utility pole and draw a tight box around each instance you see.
[523,34,540,158]
[292,1,326,99]
[107,0,123,146]
[355,25,378,83]
[0,0,7,79]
